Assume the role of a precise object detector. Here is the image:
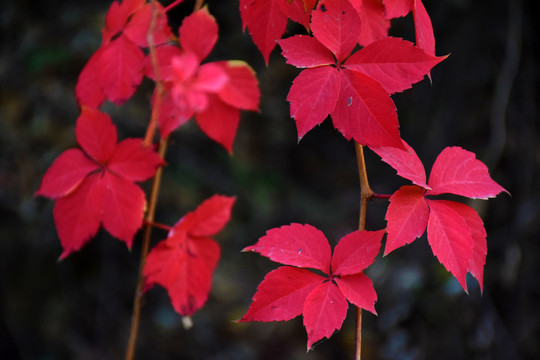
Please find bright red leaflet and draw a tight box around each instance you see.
[349,0,390,46]
[35,107,163,259]
[239,0,315,63]
[143,195,235,316]
[372,141,507,292]
[240,224,383,349]
[147,8,260,152]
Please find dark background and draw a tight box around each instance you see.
[1,0,538,359]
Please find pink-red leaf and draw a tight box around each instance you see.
[215,61,260,111]
[195,95,240,153]
[75,49,106,108]
[287,66,341,139]
[239,266,324,322]
[331,69,402,148]
[303,281,348,350]
[179,7,218,61]
[310,0,361,63]
[384,185,429,254]
[370,140,429,189]
[35,149,98,198]
[334,273,377,314]
[174,194,236,237]
[97,34,145,105]
[244,223,332,274]
[345,37,445,94]
[277,35,335,68]
[123,3,173,47]
[427,147,508,199]
[100,172,145,248]
[331,229,383,276]
[426,199,475,292]
[53,173,105,260]
[75,107,117,164]
[412,0,435,56]
[239,0,288,63]
[349,0,390,46]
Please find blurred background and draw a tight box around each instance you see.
[0,0,538,359]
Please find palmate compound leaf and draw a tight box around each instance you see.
[241,224,382,349]
[36,107,162,259]
[378,142,507,292]
[143,195,235,316]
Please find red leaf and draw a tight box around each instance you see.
[239,0,288,63]
[244,223,332,274]
[75,49,106,108]
[107,139,163,182]
[412,0,435,56]
[97,34,145,105]
[427,147,508,199]
[349,0,390,46]
[179,7,218,61]
[369,140,429,189]
[174,194,236,237]
[53,173,105,260]
[143,231,221,316]
[277,35,335,68]
[383,0,413,19]
[101,172,146,248]
[215,61,260,111]
[195,95,240,153]
[334,273,377,314]
[278,0,313,29]
[287,66,341,139]
[331,69,403,148]
[103,0,145,43]
[123,3,173,47]
[145,45,183,81]
[303,281,348,350]
[331,229,383,276]
[310,0,361,63]
[447,202,487,292]
[154,89,191,139]
[239,267,324,322]
[344,37,445,94]
[35,149,98,198]
[75,107,117,164]
[426,199,475,292]
[384,185,429,254]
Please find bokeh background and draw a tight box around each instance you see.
[1,0,538,359]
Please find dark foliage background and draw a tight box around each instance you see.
[1,0,538,359]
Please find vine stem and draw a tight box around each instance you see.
[354,142,374,360]
[125,2,167,359]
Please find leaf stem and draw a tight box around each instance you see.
[125,4,167,359]
[354,142,374,360]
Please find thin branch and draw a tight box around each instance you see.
[353,142,374,360]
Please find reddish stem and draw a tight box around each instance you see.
[143,219,172,232]
[354,142,374,360]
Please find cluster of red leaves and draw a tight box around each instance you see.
[144,195,235,316]
[240,224,384,349]
[36,0,258,318]
[36,107,163,259]
[77,0,259,152]
[371,141,508,292]
[239,0,507,350]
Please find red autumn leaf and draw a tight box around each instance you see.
[36,107,162,258]
[179,7,218,61]
[239,0,289,63]
[344,37,446,94]
[278,0,313,29]
[75,48,106,108]
[123,3,174,48]
[96,34,145,105]
[244,223,332,273]
[426,146,508,199]
[239,267,324,322]
[103,0,145,44]
[277,35,335,68]
[310,0,361,63]
[241,224,381,348]
[143,195,235,316]
[303,281,348,350]
[370,140,429,189]
[349,0,390,46]
[384,185,429,254]
[215,61,260,111]
[379,142,506,291]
